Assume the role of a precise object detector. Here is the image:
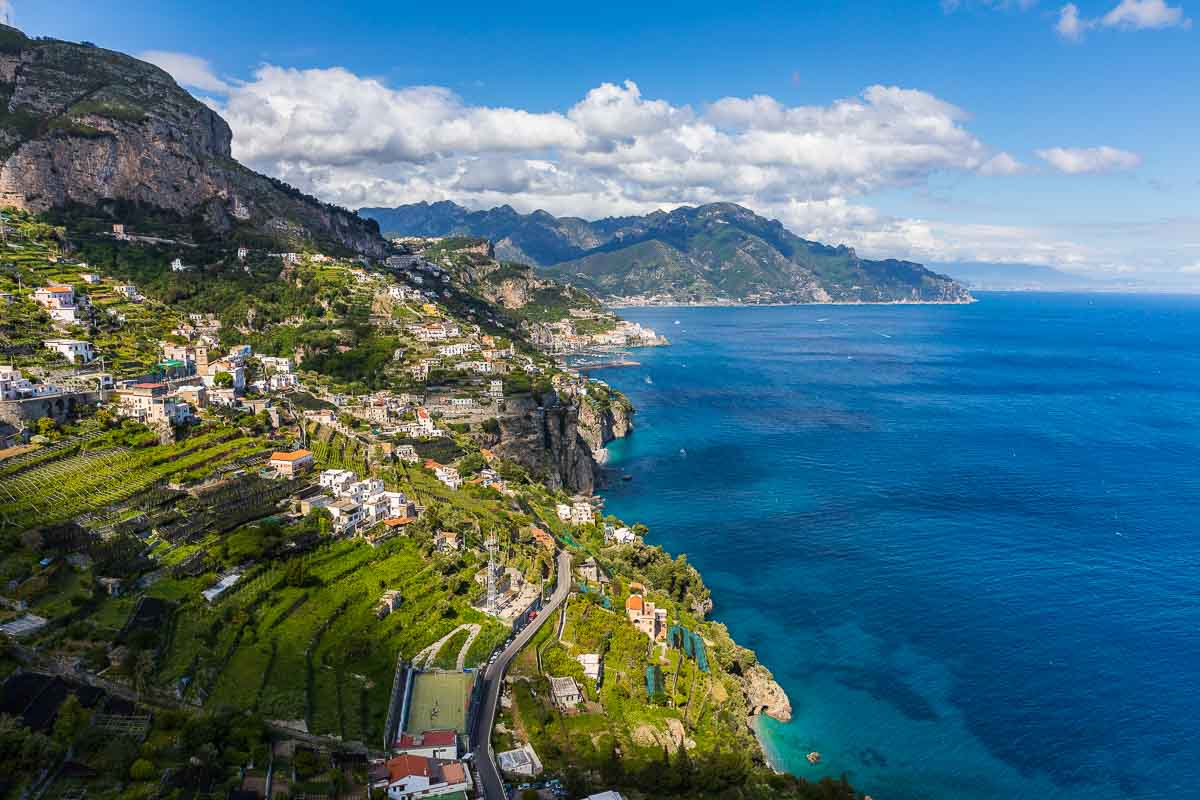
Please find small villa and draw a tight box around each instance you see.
[269,449,314,477]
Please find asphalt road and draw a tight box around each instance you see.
[470,549,572,799]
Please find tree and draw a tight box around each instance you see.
[129,758,156,781]
[294,748,320,778]
[457,452,485,476]
[284,559,309,587]
[212,371,233,388]
[53,694,90,744]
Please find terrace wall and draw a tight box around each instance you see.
[0,390,105,426]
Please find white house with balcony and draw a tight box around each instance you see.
[43,339,94,364]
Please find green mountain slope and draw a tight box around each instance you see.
[0,24,384,256]
[363,200,971,304]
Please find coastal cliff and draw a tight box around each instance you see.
[0,25,385,256]
[577,386,634,455]
[745,664,793,722]
[491,386,634,493]
[493,394,600,493]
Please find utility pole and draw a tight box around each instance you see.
[485,532,498,616]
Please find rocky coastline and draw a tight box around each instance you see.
[571,376,796,762]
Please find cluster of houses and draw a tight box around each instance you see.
[368,730,472,800]
[556,500,594,526]
[112,381,196,427]
[530,316,663,353]
[101,340,288,429]
[33,284,87,326]
[301,468,416,536]
[0,365,67,401]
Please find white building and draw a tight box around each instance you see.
[437,342,474,358]
[259,355,293,374]
[549,675,583,709]
[33,285,80,323]
[114,382,192,426]
[319,469,358,496]
[200,359,245,392]
[434,464,461,490]
[0,366,61,400]
[557,501,594,526]
[605,525,638,546]
[43,339,94,364]
[325,498,363,534]
[34,285,74,309]
[170,257,189,272]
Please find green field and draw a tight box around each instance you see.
[405,670,474,736]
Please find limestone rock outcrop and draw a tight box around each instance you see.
[0,26,384,256]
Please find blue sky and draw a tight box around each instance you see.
[8,0,1199,279]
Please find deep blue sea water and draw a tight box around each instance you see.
[596,294,1200,800]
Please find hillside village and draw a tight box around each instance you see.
[0,209,849,800]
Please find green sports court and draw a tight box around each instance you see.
[403,671,475,735]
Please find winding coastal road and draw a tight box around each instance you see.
[471,549,572,799]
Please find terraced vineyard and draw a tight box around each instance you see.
[0,428,267,530]
[155,536,508,741]
[306,422,370,473]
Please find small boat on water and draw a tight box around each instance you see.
[621,474,632,482]
[806,752,821,765]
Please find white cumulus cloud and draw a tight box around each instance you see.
[1101,0,1192,30]
[978,152,1026,175]
[1056,3,1092,39]
[1035,145,1142,173]
[138,50,233,94]
[1055,0,1191,39]
[212,66,997,216]
[149,56,1186,276]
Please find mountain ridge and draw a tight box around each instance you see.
[363,200,972,304]
[0,25,385,256]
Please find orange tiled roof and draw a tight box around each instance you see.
[625,595,644,613]
[383,517,415,527]
[439,761,466,783]
[386,754,431,783]
[270,449,312,462]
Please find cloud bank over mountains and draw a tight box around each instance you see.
[137,51,1190,277]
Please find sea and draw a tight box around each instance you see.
[595,293,1200,800]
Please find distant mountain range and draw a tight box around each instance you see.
[363,201,972,304]
[932,262,1105,292]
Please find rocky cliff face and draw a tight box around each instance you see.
[743,663,793,723]
[494,394,599,494]
[577,393,634,454]
[492,390,635,494]
[0,26,384,256]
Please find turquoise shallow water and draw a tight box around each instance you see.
[597,294,1200,800]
